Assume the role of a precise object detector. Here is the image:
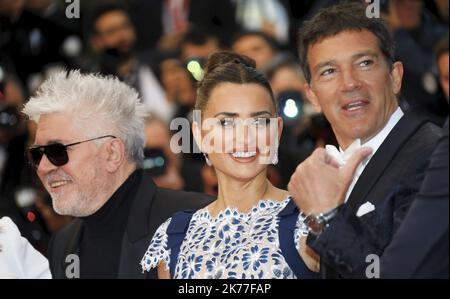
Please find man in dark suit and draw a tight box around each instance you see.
[84,4,176,123]
[22,70,212,279]
[288,2,442,278]
[288,118,448,278]
[47,170,211,279]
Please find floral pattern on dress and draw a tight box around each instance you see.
[141,218,171,272]
[140,197,309,279]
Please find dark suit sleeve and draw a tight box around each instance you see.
[307,188,413,279]
[307,120,448,279]
[380,119,449,279]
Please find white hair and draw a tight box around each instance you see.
[23,70,148,164]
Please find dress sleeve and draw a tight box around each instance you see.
[294,213,309,251]
[140,218,172,273]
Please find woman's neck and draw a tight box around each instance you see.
[210,170,288,216]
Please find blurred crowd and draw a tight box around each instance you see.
[0,0,448,257]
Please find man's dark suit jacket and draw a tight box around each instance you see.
[48,170,213,279]
[380,119,448,278]
[307,107,442,278]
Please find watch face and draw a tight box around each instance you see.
[305,215,324,235]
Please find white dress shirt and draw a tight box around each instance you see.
[0,217,51,279]
[342,107,404,202]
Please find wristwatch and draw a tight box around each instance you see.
[304,206,341,236]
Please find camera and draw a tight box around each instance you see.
[99,47,133,76]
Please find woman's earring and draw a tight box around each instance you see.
[203,153,212,166]
[271,147,279,165]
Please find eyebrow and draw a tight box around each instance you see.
[313,50,379,73]
[214,111,273,118]
[32,139,65,147]
[214,112,238,118]
[251,111,272,117]
[351,50,379,61]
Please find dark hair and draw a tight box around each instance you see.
[181,27,218,48]
[298,1,396,83]
[231,31,279,52]
[435,33,449,62]
[196,51,277,113]
[89,3,131,35]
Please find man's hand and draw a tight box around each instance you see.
[288,147,372,215]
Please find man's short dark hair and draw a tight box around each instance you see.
[89,2,131,35]
[180,27,217,48]
[298,1,396,83]
[231,30,279,51]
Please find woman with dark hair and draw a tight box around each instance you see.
[0,217,51,278]
[141,51,319,279]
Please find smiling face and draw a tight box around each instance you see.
[304,30,403,149]
[193,83,282,182]
[34,112,112,217]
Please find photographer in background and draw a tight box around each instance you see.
[0,63,72,256]
[383,0,447,121]
[232,31,280,70]
[159,54,198,122]
[0,0,82,95]
[157,50,212,192]
[0,63,29,204]
[0,81,51,255]
[143,116,184,191]
[85,3,174,123]
[179,28,219,64]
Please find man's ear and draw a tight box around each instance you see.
[391,61,404,95]
[304,83,322,113]
[105,139,126,173]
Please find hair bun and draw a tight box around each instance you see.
[204,51,256,77]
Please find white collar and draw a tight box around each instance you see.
[340,107,404,157]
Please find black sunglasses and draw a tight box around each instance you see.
[28,135,116,168]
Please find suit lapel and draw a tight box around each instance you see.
[117,170,157,278]
[347,108,431,212]
[60,219,83,278]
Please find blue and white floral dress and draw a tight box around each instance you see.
[140,197,312,279]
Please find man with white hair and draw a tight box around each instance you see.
[22,70,212,279]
